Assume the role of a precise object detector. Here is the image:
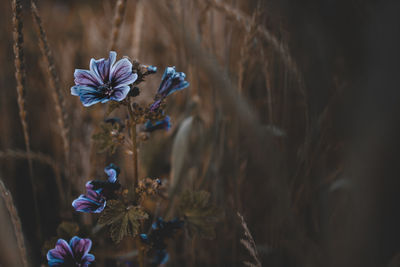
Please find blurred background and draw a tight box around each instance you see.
[1,0,400,266]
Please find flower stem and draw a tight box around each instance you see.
[136,236,145,267]
[127,101,144,267]
[127,103,138,187]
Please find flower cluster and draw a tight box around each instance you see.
[47,51,195,266]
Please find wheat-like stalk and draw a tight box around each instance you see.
[238,212,262,267]
[12,0,32,179]
[131,0,144,58]
[11,0,42,235]
[0,149,65,205]
[206,0,301,83]
[237,2,262,93]
[0,178,29,267]
[207,0,309,137]
[110,0,128,51]
[260,48,274,124]
[30,1,70,166]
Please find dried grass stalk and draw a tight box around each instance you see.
[207,0,302,82]
[30,1,70,165]
[238,212,262,267]
[0,149,64,205]
[12,0,42,234]
[12,0,32,177]
[237,2,261,93]
[131,0,144,57]
[207,0,309,135]
[0,179,29,267]
[110,0,128,51]
[261,49,274,124]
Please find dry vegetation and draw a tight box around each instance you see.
[1,0,400,266]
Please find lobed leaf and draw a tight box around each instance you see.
[98,200,148,243]
[178,190,220,239]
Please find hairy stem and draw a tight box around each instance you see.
[136,237,145,267]
[127,104,138,187]
[127,102,144,267]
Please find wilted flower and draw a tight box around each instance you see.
[71,51,137,107]
[143,116,171,132]
[150,67,189,111]
[72,182,106,213]
[72,164,121,213]
[47,236,95,266]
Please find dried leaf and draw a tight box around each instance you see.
[98,200,148,243]
[98,200,125,225]
[178,190,219,239]
[127,207,148,235]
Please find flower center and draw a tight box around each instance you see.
[98,82,114,97]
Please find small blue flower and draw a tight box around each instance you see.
[143,116,171,132]
[146,65,157,74]
[150,67,189,111]
[72,164,121,213]
[47,236,95,266]
[104,163,120,183]
[71,51,137,107]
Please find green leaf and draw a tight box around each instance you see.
[98,200,148,243]
[178,190,220,239]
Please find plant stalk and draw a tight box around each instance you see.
[127,103,138,187]
[127,102,144,267]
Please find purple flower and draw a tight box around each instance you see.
[71,51,137,107]
[47,236,95,266]
[150,67,189,111]
[143,116,171,132]
[72,182,106,213]
[72,164,121,213]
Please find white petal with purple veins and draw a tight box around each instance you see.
[110,58,137,86]
[71,85,104,107]
[92,51,117,82]
[89,58,105,84]
[110,85,131,102]
[74,69,102,87]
